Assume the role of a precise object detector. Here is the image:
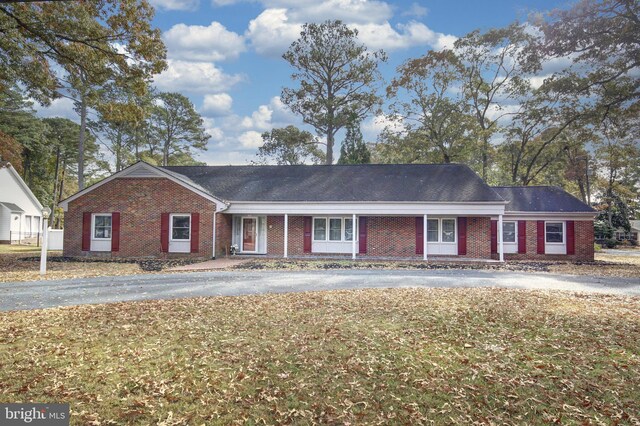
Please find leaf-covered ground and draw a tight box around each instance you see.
[1,288,638,425]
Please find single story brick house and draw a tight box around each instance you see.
[60,161,596,262]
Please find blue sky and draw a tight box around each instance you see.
[39,0,568,165]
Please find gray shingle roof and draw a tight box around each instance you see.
[492,186,595,213]
[162,164,505,203]
[0,202,24,213]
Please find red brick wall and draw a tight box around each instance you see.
[502,220,594,262]
[267,215,284,255]
[64,178,216,259]
[215,213,232,257]
[463,217,491,259]
[363,216,417,257]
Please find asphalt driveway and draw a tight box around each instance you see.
[1,269,638,311]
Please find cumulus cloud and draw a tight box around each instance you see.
[34,97,77,122]
[246,9,302,56]
[202,93,234,116]
[402,2,428,18]
[153,59,244,93]
[239,130,264,148]
[150,0,199,11]
[164,22,246,62]
[241,105,273,130]
[246,7,456,56]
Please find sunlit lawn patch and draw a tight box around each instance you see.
[1,288,638,424]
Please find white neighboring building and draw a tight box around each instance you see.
[0,162,44,244]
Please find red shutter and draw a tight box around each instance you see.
[458,217,467,256]
[161,213,170,253]
[490,220,497,254]
[111,212,120,252]
[537,221,545,254]
[566,220,575,255]
[415,217,423,255]
[82,212,91,251]
[517,220,526,254]
[303,216,312,253]
[358,216,368,254]
[191,212,200,253]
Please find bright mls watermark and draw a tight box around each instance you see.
[1,404,69,425]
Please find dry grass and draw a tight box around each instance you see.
[0,288,638,425]
[0,254,143,283]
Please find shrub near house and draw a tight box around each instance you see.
[61,162,596,261]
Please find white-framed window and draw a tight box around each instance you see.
[313,217,327,241]
[313,217,357,242]
[545,222,564,244]
[425,218,457,243]
[503,221,517,243]
[441,219,456,243]
[427,219,439,242]
[93,214,112,239]
[170,214,191,241]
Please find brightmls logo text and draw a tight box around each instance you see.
[1,404,69,425]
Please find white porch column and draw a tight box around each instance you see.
[423,214,428,261]
[284,214,288,258]
[212,210,217,259]
[352,214,356,259]
[498,214,504,262]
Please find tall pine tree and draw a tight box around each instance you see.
[338,120,371,165]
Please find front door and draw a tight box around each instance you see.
[242,217,257,252]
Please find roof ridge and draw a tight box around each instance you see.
[162,163,466,168]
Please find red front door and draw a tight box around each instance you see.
[242,218,256,252]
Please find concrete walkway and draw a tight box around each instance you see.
[1,269,638,311]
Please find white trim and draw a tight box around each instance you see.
[423,214,427,261]
[59,162,228,211]
[169,214,191,242]
[498,214,504,262]
[284,214,289,258]
[3,163,43,211]
[212,210,217,259]
[544,221,565,244]
[351,214,356,260]
[228,202,505,216]
[91,213,112,241]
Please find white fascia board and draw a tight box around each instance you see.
[6,163,43,211]
[501,211,597,221]
[225,201,506,216]
[59,162,228,211]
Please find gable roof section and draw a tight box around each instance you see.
[492,186,595,213]
[162,164,506,203]
[59,162,228,211]
[0,162,43,211]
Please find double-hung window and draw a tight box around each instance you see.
[545,222,564,243]
[171,214,191,240]
[427,219,439,242]
[93,214,112,239]
[441,219,456,243]
[313,217,356,242]
[425,218,456,243]
[503,221,516,243]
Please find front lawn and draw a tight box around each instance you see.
[1,288,638,424]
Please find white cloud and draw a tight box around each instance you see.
[164,22,246,62]
[239,130,264,148]
[34,97,77,122]
[150,0,199,11]
[153,59,244,93]
[202,93,234,116]
[402,2,428,18]
[284,0,392,24]
[361,113,405,140]
[241,104,273,130]
[246,9,302,56]
[246,7,456,56]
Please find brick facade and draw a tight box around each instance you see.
[500,220,594,262]
[64,178,216,259]
[65,177,594,262]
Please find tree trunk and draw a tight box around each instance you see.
[78,94,87,190]
[56,161,66,229]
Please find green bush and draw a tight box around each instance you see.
[605,239,618,249]
[594,243,602,252]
